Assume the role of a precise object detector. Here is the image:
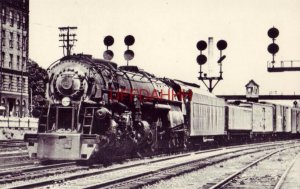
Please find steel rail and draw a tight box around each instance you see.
[273,154,299,189]
[0,161,76,177]
[3,140,298,189]
[208,146,299,189]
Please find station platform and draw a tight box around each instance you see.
[280,152,300,189]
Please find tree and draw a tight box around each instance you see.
[27,59,48,107]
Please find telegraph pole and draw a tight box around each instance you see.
[58,26,77,56]
[0,1,4,109]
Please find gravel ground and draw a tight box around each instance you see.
[142,146,300,189]
[223,147,300,189]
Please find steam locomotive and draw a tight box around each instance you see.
[24,54,300,162]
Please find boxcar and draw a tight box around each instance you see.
[284,106,292,133]
[274,104,284,133]
[251,103,274,134]
[189,90,225,137]
[225,105,252,135]
[291,107,300,134]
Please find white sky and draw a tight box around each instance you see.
[29,0,300,103]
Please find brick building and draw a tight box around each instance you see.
[0,0,29,117]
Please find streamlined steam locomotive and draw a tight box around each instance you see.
[25,54,196,161]
[24,54,300,162]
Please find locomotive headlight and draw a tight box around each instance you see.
[62,97,71,106]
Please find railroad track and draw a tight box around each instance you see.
[0,162,80,186]
[0,140,26,146]
[0,140,27,152]
[0,160,37,170]
[273,154,299,189]
[0,146,27,153]
[207,146,300,189]
[4,140,298,189]
[0,151,29,165]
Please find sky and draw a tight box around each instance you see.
[29,0,300,104]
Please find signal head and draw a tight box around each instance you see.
[124,49,135,61]
[104,35,114,46]
[197,54,207,65]
[217,40,227,50]
[268,43,279,54]
[124,35,135,46]
[268,27,279,39]
[196,40,207,51]
[103,50,114,60]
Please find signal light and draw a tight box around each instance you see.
[217,40,227,51]
[103,50,114,61]
[196,40,207,51]
[124,35,135,46]
[124,49,134,61]
[104,36,114,46]
[268,27,279,39]
[267,43,279,54]
[197,54,207,65]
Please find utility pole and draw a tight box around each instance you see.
[0,1,4,109]
[58,26,77,56]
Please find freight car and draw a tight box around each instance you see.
[291,107,300,135]
[225,104,252,141]
[24,54,300,162]
[273,104,292,138]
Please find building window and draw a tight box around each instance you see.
[1,52,5,67]
[2,8,6,24]
[16,77,20,92]
[22,78,25,90]
[22,16,26,29]
[22,35,27,50]
[1,30,5,46]
[17,34,20,50]
[16,13,21,29]
[9,11,14,27]
[9,32,13,48]
[17,56,20,69]
[1,75,4,89]
[9,54,13,68]
[8,76,12,90]
[22,57,26,70]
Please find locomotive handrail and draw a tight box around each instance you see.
[47,58,62,71]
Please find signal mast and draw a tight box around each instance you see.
[196,38,227,93]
